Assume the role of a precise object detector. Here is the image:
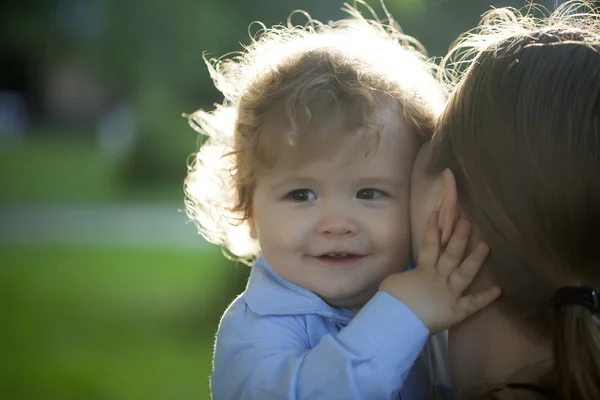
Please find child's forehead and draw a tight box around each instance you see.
[261,113,415,174]
[271,131,374,169]
[263,103,409,154]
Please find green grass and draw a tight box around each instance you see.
[0,140,120,203]
[1,245,250,400]
[0,139,183,203]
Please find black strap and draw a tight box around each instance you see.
[504,383,557,399]
[489,382,557,399]
[554,285,599,314]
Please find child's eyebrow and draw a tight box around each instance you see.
[266,177,405,191]
[268,177,318,191]
[356,177,405,188]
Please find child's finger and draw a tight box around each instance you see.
[416,211,441,269]
[456,286,502,319]
[448,241,490,295]
[436,219,471,277]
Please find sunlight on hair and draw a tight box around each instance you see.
[440,0,600,88]
[184,133,260,260]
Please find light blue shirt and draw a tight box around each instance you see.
[211,256,450,400]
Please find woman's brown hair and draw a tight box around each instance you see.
[432,2,600,398]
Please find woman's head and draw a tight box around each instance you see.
[411,1,600,398]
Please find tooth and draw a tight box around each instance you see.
[326,253,350,258]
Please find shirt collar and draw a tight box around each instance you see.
[243,256,355,322]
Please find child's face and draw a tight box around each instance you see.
[249,108,419,311]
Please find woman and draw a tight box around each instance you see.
[410,1,600,399]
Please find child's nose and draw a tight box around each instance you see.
[317,208,358,237]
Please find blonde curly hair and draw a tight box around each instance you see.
[184,2,446,261]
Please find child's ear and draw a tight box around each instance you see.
[439,168,461,246]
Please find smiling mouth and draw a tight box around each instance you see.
[314,253,366,263]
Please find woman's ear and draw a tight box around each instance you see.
[439,168,461,246]
[248,212,257,240]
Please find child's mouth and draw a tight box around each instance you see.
[315,253,365,264]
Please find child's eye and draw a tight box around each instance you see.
[285,189,316,202]
[356,188,385,200]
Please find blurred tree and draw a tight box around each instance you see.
[95,0,347,187]
[0,0,59,128]
[1,0,563,188]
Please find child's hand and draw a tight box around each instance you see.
[379,211,501,334]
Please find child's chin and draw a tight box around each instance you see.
[321,287,374,309]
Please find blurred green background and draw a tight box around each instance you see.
[0,0,559,399]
